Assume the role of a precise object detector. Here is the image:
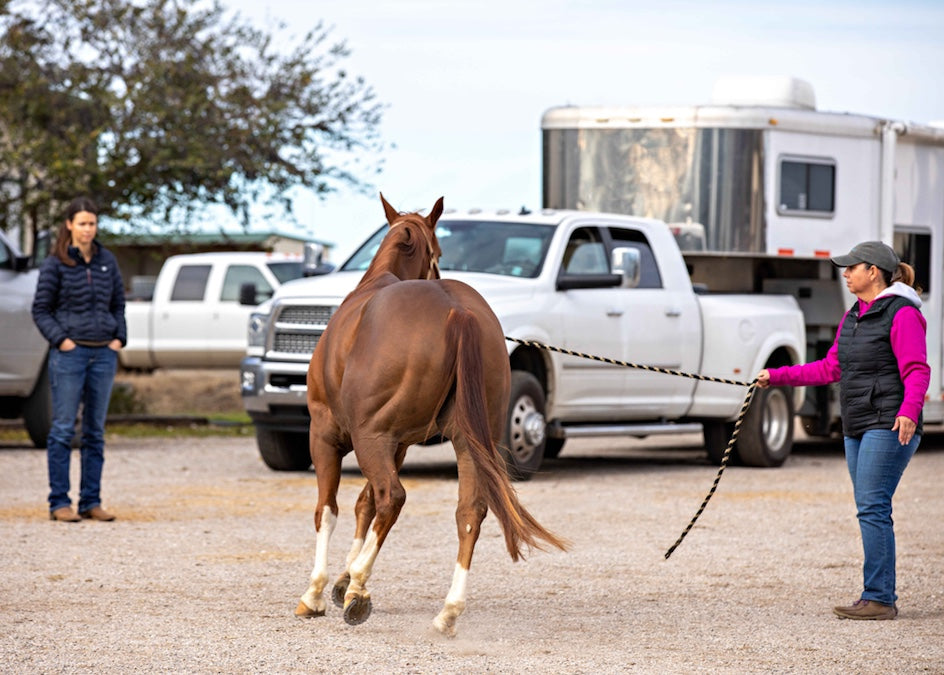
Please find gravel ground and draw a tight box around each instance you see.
[1,431,943,674]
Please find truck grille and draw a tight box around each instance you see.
[273,332,321,354]
[278,306,336,325]
[269,303,337,357]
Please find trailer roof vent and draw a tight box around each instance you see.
[711,76,816,110]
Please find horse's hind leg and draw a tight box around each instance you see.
[331,482,375,607]
[433,444,487,637]
[296,436,343,619]
[342,440,409,626]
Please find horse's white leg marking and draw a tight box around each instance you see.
[345,537,365,569]
[299,509,337,614]
[345,529,381,602]
[432,563,469,637]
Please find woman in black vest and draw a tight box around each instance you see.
[32,197,127,523]
[758,241,929,620]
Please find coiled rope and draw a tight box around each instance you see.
[504,336,759,559]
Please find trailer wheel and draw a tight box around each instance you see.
[501,371,547,480]
[22,364,51,449]
[736,386,794,467]
[256,427,311,471]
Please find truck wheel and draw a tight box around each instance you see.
[736,386,794,467]
[256,427,311,471]
[702,421,738,466]
[501,371,547,481]
[22,364,51,449]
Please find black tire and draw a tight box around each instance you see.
[735,386,794,467]
[500,371,547,481]
[22,364,51,449]
[543,436,566,459]
[702,420,737,466]
[256,426,311,471]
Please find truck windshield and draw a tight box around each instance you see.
[341,220,555,278]
[266,261,305,284]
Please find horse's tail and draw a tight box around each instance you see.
[446,309,568,561]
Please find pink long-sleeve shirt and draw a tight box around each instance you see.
[768,282,930,425]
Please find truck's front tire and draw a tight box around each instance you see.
[256,426,311,471]
[736,385,794,467]
[22,364,51,449]
[501,371,547,481]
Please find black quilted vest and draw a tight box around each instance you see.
[837,295,923,437]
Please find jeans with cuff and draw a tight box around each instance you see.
[843,428,920,606]
[46,345,118,514]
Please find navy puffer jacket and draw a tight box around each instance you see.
[31,241,127,349]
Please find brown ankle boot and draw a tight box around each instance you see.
[50,506,81,522]
[79,506,116,522]
[833,599,898,620]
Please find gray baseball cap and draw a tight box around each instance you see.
[830,241,900,273]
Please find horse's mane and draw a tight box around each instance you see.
[359,212,433,285]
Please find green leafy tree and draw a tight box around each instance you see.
[0,0,386,242]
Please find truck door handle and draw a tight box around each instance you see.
[606,308,624,317]
[665,307,682,317]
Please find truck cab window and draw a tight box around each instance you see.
[170,264,211,301]
[607,227,663,289]
[221,265,273,302]
[562,227,607,274]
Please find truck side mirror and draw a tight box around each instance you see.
[611,247,641,288]
[303,242,334,277]
[239,282,258,306]
[31,230,51,267]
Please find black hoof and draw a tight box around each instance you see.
[332,574,350,608]
[343,596,372,625]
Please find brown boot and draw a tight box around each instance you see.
[79,506,116,522]
[50,506,81,522]
[833,599,898,620]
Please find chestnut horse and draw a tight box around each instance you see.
[294,195,566,636]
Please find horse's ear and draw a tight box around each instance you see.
[427,197,444,229]
[380,192,399,226]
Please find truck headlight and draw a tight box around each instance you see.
[247,312,268,348]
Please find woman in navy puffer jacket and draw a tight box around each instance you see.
[31,196,126,523]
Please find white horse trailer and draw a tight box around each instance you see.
[542,76,944,436]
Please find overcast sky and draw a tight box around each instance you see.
[223,0,944,260]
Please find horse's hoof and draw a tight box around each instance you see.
[331,574,350,608]
[343,596,372,625]
[294,601,325,618]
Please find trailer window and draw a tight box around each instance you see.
[778,159,835,215]
[894,231,931,294]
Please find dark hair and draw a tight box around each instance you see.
[889,262,922,293]
[54,196,100,266]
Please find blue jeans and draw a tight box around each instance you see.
[46,345,118,513]
[843,428,920,606]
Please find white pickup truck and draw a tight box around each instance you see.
[240,209,806,475]
[121,251,306,370]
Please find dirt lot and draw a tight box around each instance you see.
[113,368,243,416]
[2,424,943,673]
